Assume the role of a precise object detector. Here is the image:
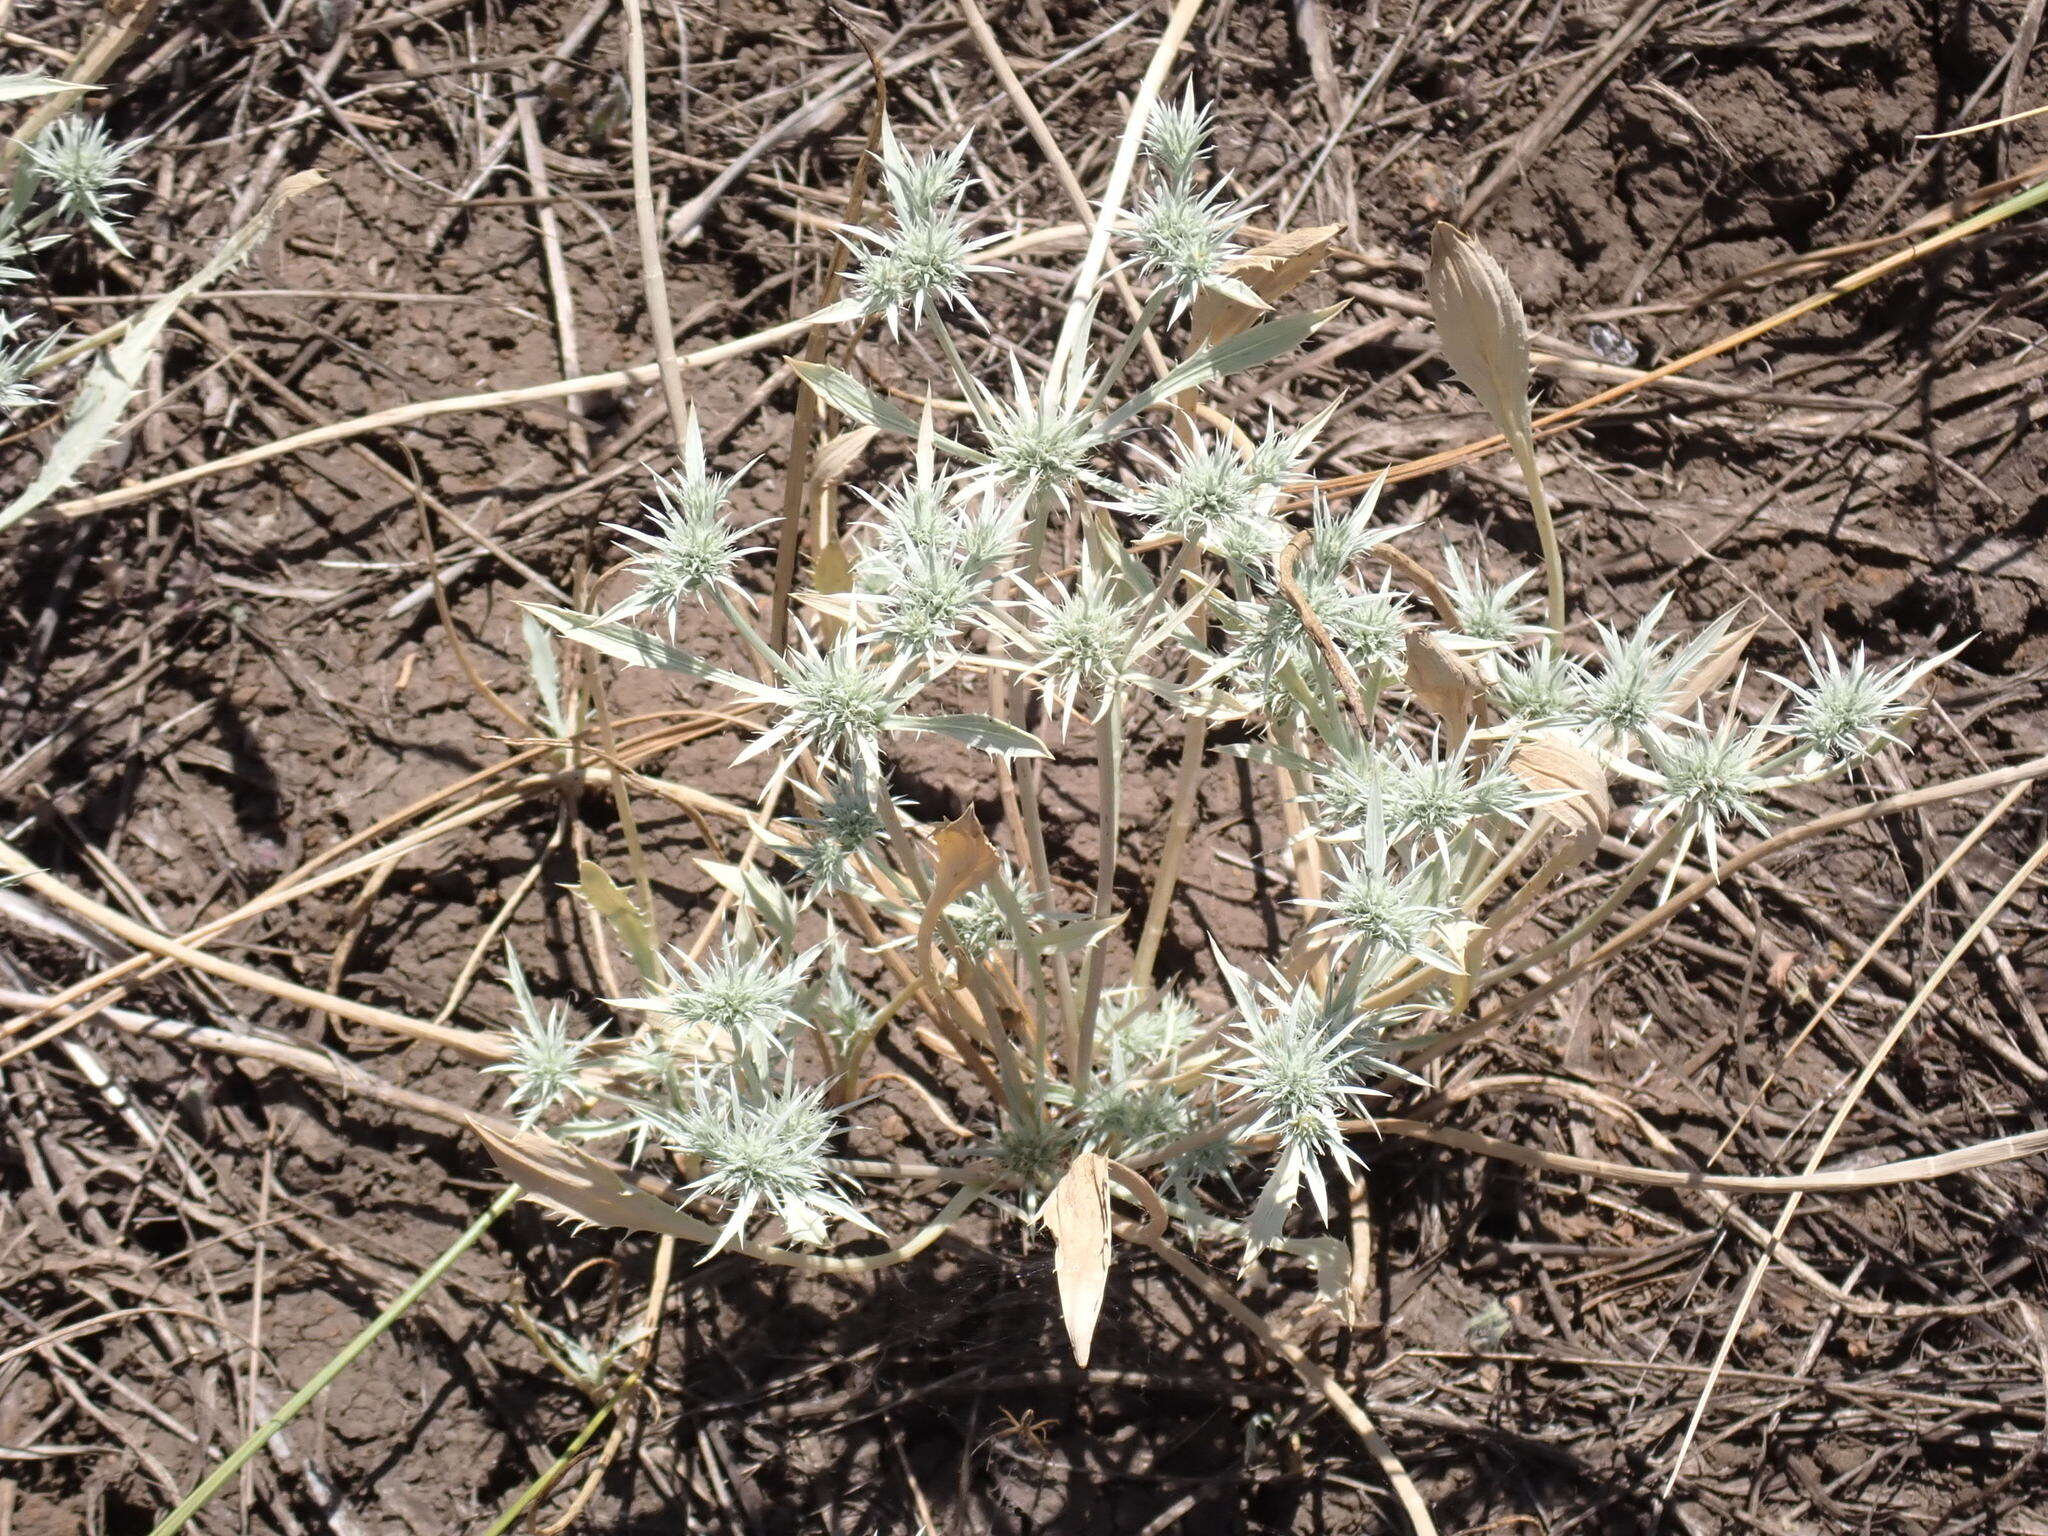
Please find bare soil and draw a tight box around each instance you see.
[6,2,2048,1533]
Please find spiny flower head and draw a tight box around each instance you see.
[1017,564,1144,724]
[1307,843,1456,965]
[983,1115,1075,1189]
[777,776,893,895]
[1143,88,1217,187]
[0,313,59,414]
[876,124,973,221]
[1217,957,1413,1252]
[975,358,1109,509]
[609,411,758,630]
[1080,1080,1195,1159]
[1120,431,1261,544]
[850,212,996,335]
[1571,598,1734,750]
[1441,545,1542,649]
[737,633,921,767]
[1772,640,1951,764]
[24,115,144,246]
[485,948,597,1124]
[1303,494,1398,583]
[847,127,996,334]
[666,1074,875,1254]
[1640,711,1776,864]
[1316,574,1412,677]
[1491,645,1579,725]
[613,945,812,1069]
[1132,181,1246,305]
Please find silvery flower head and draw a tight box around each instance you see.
[1133,180,1247,308]
[1571,596,1729,751]
[1304,494,1398,583]
[484,947,597,1124]
[1770,639,1954,765]
[850,211,999,336]
[1119,430,1261,546]
[733,630,922,768]
[876,122,973,221]
[1378,736,1489,848]
[1015,562,1146,725]
[943,883,1015,964]
[849,127,998,334]
[667,1073,876,1254]
[0,312,60,414]
[1639,709,1777,869]
[974,356,1111,510]
[1080,1078,1195,1160]
[24,115,144,248]
[1441,545,1543,649]
[777,774,894,895]
[1099,988,1204,1079]
[1217,957,1415,1255]
[868,542,989,656]
[1491,644,1579,725]
[983,1115,1075,1189]
[609,411,759,632]
[1143,88,1217,187]
[807,964,875,1055]
[1318,572,1413,679]
[611,944,814,1071]
[1305,837,1457,970]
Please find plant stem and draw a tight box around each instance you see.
[1511,439,1566,633]
[1075,696,1124,1083]
[620,0,692,452]
[150,1187,520,1536]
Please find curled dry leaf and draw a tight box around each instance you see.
[1405,629,1484,724]
[1670,617,1763,715]
[472,1116,716,1243]
[1425,222,1534,453]
[1508,731,1611,861]
[915,809,1000,982]
[1041,1152,1113,1367]
[1191,223,1341,347]
[809,425,878,493]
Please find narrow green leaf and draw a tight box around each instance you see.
[0,74,93,103]
[523,604,725,680]
[789,360,986,461]
[1103,302,1343,431]
[576,861,661,983]
[520,611,566,737]
[892,713,1051,759]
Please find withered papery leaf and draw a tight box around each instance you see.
[1426,222,1535,453]
[1042,1152,1113,1367]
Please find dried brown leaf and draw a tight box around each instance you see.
[914,810,1000,981]
[1192,223,1341,346]
[1041,1152,1113,1367]
[1405,629,1484,723]
[1670,617,1763,714]
[809,425,878,491]
[472,1117,715,1242]
[1426,223,1534,452]
[1508,731,1611,861]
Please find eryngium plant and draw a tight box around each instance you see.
[0,80,146,413]
[480,90,1955,1330]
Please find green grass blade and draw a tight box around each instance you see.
[149,1186,520,1536]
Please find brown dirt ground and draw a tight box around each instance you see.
[6,1,2048,1533]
